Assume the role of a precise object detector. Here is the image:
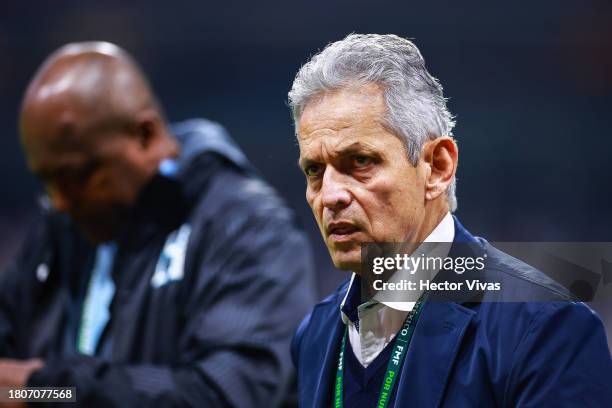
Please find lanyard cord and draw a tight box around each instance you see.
[334,296,426,408]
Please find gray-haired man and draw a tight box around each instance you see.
[289,34,611,407]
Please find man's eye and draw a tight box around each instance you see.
[305,164,323,177]
[353,155,372,167]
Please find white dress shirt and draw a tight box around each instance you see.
[340,212,455,367]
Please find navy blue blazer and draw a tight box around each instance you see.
[292,218,612,407]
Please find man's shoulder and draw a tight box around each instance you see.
[455,217,573,301]
[185,161,296,244]
[172,118,295,227]
[481,241,575,301]
[171,118,253,173]
[450,220,601,348]
[461,241,605,349]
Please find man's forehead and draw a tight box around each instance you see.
[23,116,84,158]
[22,106,98,173]
[299,132,380,155]
[299,85,385,130]
[22,88,112,149]
[297,103,391,159]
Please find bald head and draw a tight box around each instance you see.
[19,41,178,242]
[21,42,161,145]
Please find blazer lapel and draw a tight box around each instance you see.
[298,299,345,408]
[395,301,475,407]
[299,299,345,408]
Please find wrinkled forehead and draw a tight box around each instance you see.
[298,85,386,132]
[296,85,397,157]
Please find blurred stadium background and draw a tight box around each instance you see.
[1,0,611,345]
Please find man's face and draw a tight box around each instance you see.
[298,84,429,273]
[21,103,151,242]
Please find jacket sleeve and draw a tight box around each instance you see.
[0,215,51,358]
[28,173,317,408]
[506,301,612,407]
[0,259,20,358]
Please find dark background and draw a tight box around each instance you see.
[1,0,611,343]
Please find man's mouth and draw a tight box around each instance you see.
[327,222,360,242]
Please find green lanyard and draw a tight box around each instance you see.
[334,297,426,408]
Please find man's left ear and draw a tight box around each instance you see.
[422,136,458,201]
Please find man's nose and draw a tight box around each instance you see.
[320,167,351,211]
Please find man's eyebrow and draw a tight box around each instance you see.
[298,142,381,168]
[333,141,378,155]
[298,157,317,169]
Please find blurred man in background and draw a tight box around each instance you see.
[0,41,315,407]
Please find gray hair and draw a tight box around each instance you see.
[288,33,457,212]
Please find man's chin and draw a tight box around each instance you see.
[330,251,362,274]
[326,239,362,270]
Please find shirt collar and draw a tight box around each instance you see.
[424,211,455,243]
[340,212,455,324]
[340,274,357,324]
